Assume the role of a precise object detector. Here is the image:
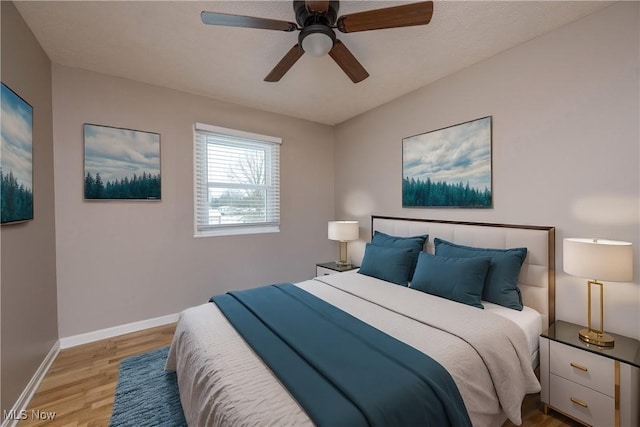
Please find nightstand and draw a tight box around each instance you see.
[316,261,359,277]
[540,320,640,427]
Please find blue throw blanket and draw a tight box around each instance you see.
[210,283,471,427]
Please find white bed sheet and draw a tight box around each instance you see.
[483,301,542,359]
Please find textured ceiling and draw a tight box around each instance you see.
[15,1,612,125]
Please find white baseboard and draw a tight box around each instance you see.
[59,312,179,349]
[1,341,60,427]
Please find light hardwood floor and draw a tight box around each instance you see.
[18,323,580,427]
[19,324,175,427]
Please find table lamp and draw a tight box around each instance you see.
[328,221,359,266]
[563,238,633,347]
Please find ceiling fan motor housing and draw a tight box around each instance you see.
[294,1,340,56]
[293,1,339,27]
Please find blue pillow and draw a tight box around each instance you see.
[371,231,428,279]
[358,243,415,286]
[410,253,491,309]
[434,238,527,310]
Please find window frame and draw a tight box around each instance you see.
[193,122,281,238]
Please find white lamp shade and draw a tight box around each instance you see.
[563,238,633,282]
[328,221,359,242]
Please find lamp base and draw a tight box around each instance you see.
[336,241,350,267]
[579,328,615,347]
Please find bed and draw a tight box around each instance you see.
[166,216,556,427]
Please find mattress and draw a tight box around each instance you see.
[167,271,540,427]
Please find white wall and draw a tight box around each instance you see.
[52,65,336,337]
[334,3,640,339]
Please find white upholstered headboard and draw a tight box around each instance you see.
[371,216,556,329]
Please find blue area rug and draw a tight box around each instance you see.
[110,347,187,427]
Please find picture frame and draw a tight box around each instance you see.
[1,82,34,224]
[402,116,492,208]
[83,123,161,200]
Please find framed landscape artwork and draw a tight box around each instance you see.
[402,116,492,208]
[84,124,161,200]
[1,82,34,224]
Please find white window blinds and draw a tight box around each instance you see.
[194,123,281,237]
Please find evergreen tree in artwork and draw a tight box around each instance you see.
[402,177,491,207]
[84,172,161,200]
[85,173,96,199]
[1,168,33,223]
[94,173,105,198]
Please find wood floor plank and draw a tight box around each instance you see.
[17,322,579,426]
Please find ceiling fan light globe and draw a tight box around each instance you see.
[301,32,334,57]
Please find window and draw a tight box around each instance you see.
[194,123,281,237]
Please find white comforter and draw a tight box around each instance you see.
[166,271,540,427]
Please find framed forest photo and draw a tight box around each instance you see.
[84,124,161,200]
[1,83,34,224]
[402,116,492,208]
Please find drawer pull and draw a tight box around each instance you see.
[570,397,588,408]
[570,362,588,372]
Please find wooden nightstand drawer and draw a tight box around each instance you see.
[550,340,614,396]
[550,374,614,427]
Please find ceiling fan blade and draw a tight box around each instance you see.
[328,40,369,83]
[305,0,330,13]
[264,44,305,82]
[336,1,433,33]
[201,11,298,32]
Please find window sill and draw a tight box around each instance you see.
[194,225,280,238]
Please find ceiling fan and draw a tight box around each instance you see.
[201,1,434,83]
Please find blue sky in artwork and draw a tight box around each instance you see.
[84,124,160,183]
[1,83,33,190]
[403,117,491,191]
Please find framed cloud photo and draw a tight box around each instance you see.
[83,123,161,201]
[1,82,34,224]
[402,116,492,208]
